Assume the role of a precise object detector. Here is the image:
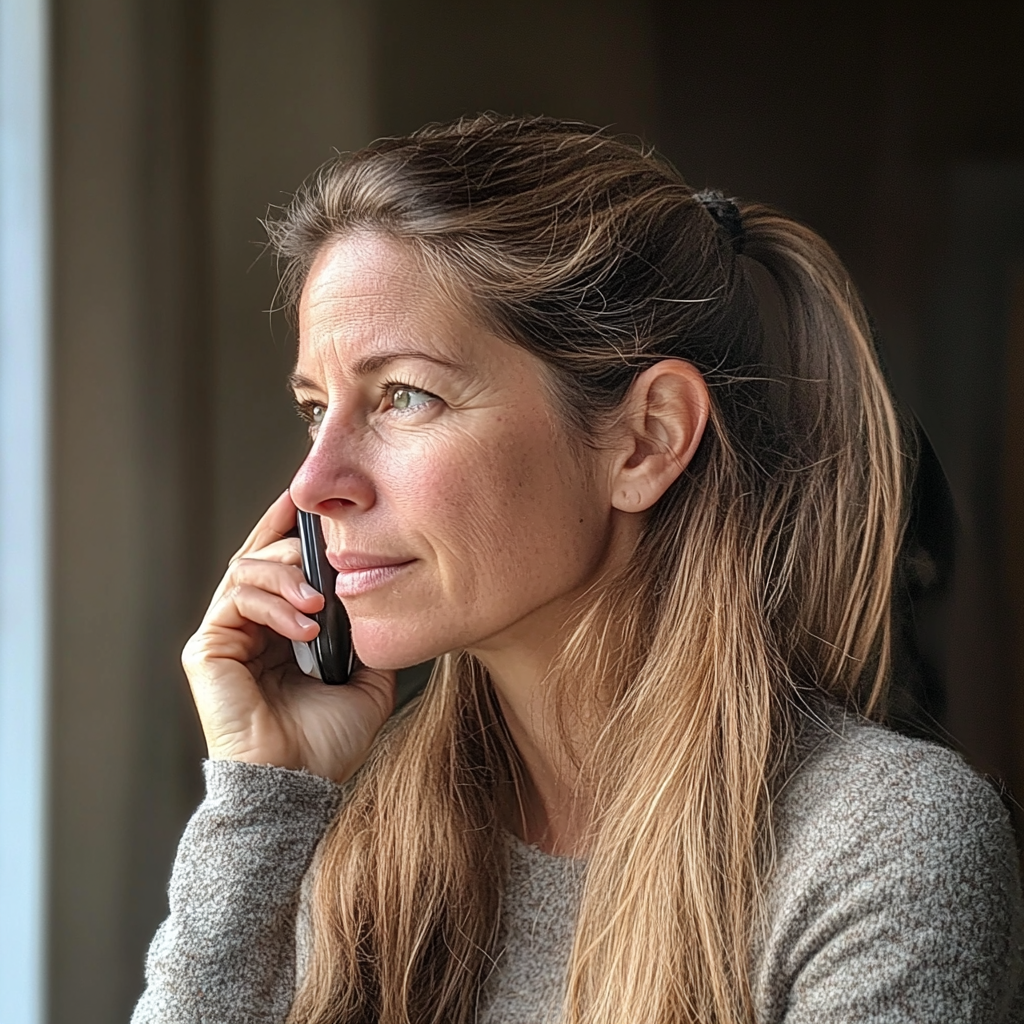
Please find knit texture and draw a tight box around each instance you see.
[476,836,585,1023]
[133,709,1024,1023]
[131,759,343,1024]
[753,707,1024,1021]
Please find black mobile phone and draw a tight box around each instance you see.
[291,509,356,684]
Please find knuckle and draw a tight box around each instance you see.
[181,631,208,669]
[233,555,271,577]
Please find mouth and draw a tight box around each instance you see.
[329,552,416,597]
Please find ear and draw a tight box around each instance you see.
[609,360,710,513]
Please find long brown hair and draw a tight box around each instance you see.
[266,115,909,1024]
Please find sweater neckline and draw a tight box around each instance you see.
[504,829,586,867]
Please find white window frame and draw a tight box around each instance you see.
[0,0,50,1021]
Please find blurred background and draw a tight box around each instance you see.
[1,0,1022,1020]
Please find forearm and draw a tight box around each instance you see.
[132,759,343,1024]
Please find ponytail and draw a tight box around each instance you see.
[738,203,908,711]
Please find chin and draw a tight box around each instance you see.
[349,617,451,672]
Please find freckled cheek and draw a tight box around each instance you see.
[444,438,591,579]
[375,436,529,573]
[389,441,521,552]
[373,420,602,603]
[363,442,477,571]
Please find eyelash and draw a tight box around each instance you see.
[293,399,325,429]
[378,378,438,409]
[292,381,438,430]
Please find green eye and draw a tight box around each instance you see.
[390,387,433,411]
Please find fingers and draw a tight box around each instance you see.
[220,556,324,629]
[250,537,302,566]
[234,555,323,607]
[225,584,319,640]
[197,492,319,668]
[194,559,325,670]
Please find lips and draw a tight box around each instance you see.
[328,551,416,597]
[328,551,411,572]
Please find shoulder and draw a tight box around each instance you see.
[753,702,1024,1023]
[774,704,1013,859]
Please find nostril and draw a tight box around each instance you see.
[290,463,376,515]
[319,497,358,513]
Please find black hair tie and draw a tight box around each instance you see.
[693,189,745,254]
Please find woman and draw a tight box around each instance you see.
[133,115,1023,1024]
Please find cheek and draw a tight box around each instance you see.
[348,414,610,668]
[401,422,604,604]
[383,430,524,562]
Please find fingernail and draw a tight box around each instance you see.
[297,582,320,601]
[295,612,316,631]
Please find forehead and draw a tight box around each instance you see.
[301,233,420,313]
[297,233,470,363]
[292,232,564,414]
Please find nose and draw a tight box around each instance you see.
[289,415,376,517]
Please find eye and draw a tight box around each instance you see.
[384,383,437,413]
[295,399,327,432]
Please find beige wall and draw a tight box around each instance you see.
[208,0,374,561]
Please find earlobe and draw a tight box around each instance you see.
[616,486,646,509]
[610,360,709,514]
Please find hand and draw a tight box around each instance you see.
[181,490,396,782]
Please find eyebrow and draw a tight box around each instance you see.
[287,349,469,392]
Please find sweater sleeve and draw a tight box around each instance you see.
[131,759,344,1024]
[753,720,1024,1024]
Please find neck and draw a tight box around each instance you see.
[466,509,642,856]
[470,615,593,858]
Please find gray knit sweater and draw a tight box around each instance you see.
[132,708,1024,1023]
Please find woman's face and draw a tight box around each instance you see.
[288,233,624,671]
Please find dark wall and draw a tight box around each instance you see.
[49,0,210,1018]
[373,0,657,138]
[208,0,374,561]
[654,0,1024,401]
